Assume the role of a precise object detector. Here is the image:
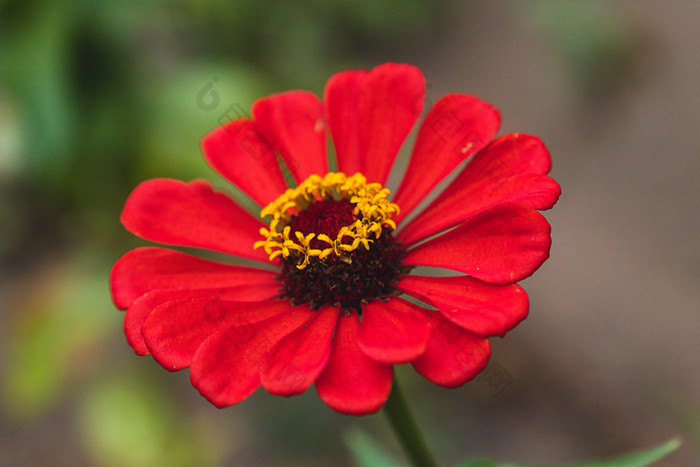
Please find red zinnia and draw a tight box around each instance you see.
[110,63,560,415]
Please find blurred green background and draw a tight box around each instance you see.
[1,1,699,465]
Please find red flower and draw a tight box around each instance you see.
[110,63,560,415]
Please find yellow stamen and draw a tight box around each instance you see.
[254,172,399,269]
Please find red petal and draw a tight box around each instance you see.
[124,292,172,355]
[190,304,314,408]
[357,297,432,364]
[324,69,369,176]
[398,133,561,245]
[143,299,291,371]
[260,305,338,396]
[124,287,271,356]
[201,118,288,206]
[472,132,553,175]
[395,275,528,337]
[120,179,269,261]
[392,94,500,223]
[252,91,327,183]
[110,247,278,310]
[401,203,552,284]
[315,310,393,415]
[412,312,491,388]
[358,63,425,184]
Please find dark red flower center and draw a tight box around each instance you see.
[281,199,404,311]
[288,199,355,250]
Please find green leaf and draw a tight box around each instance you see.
[561,437,682,467]
[344,428,404,467]
[455,438,681,467]
[456,459,517,467]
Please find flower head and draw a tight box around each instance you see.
[111,63,560,415]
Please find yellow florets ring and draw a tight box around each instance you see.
[254,173,399,269]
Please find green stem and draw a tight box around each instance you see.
[383,376,439,467]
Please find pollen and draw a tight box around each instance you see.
[254,173,400,269]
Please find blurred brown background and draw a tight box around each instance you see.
[1,1,698,465]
